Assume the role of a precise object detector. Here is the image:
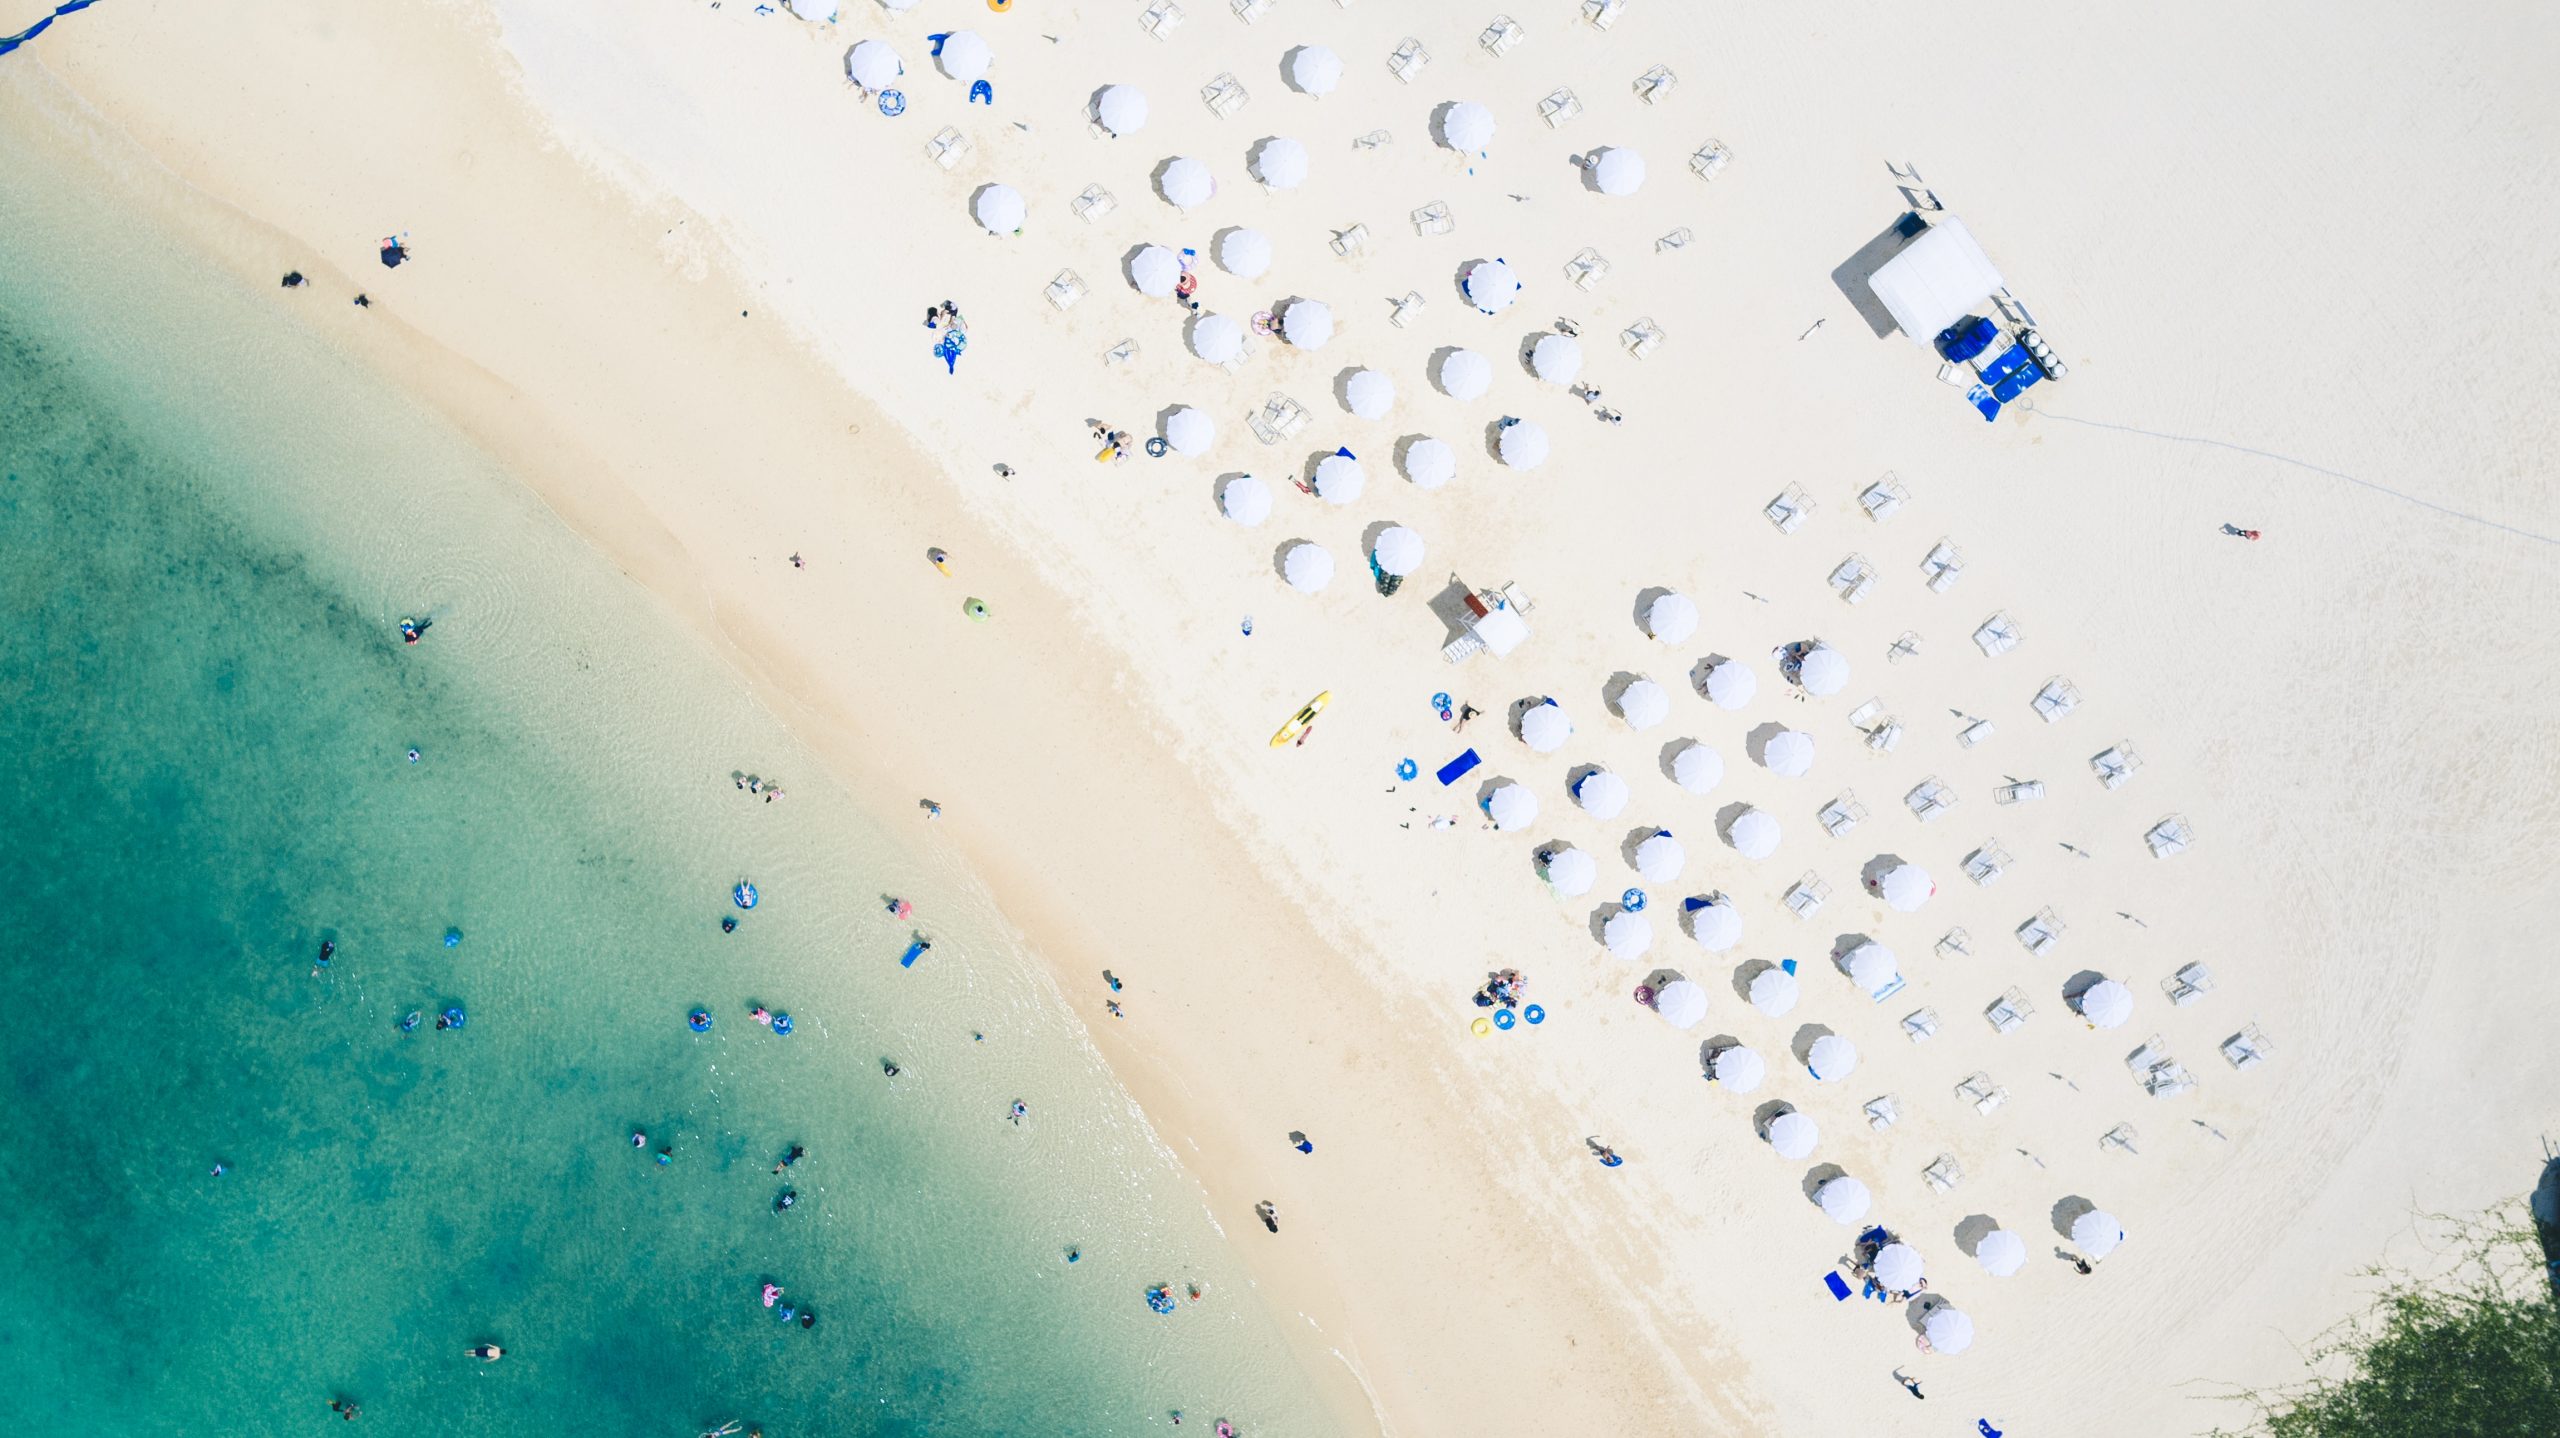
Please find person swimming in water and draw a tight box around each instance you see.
[761,1283,782,1308]
[721,915,738,934]
[399,1010,421,1033]
[799,1309,815,1329]
[773,1190,797,1213]
[398,616,429,645]
[465,1344,503,1361]
[655,1147,672,1167]
[881,1058,901,1078]
[406,747,420,763]
[631,1130,647,1149]
[773,1144,805,1174]
[1007,1100,1028,1125]
[328,1396,361,1421]
[315,939,335,969]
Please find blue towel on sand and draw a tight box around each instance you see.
[1823,1272,1852,1301]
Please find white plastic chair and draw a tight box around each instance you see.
[1934,928,1971,959]
[1993,780,2045,805]
[1045,270,1087,311]
[1959,718,1995,749]
[1584,0,1626,28]
[1922,540,1965,591]
[1564,248,1609,290]
[1859,474,1909,521]
[927,127,972,171]
[1983,988,2032,1035]
[1409,202,1452,237]
[1783,873,1830,919]
[1139,1,1184,39]
[1538,88,1583,128]
[1818,794,1866,838]
[2146,814,2193,858]
[2092,744,2142,790]
[2163,962,2215,1006]
[1657,227,1694,252]
[1957,1070,2009,1112]
[2222,1024,2274,1071]
[1904,777,1955,822]
[1389,290,1426,328]
[1202,73,1248,118]
[1901,1008,1940,1043]
[1072,185,1117,223]
[1690,140,1733,180]
[1829,555,1876,604]
[1231,0,1271,20]
[1102,339,1139,367]
[1635,64,1675,104]
[2014,907,2064,957]
[1480,15,1524,56]
[1330,224,1371,257]
[1765,485,1812,533]
[1388,38,1429,82]
[1621,317,1664,359]
[1973,612,2022,656]
[2032,677,2081,722]
[1962,843,2009,886]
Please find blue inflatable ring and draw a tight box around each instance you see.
[1431,692,1451,711]
[1396,758,1419,781]
[1493,1007,1517,1030]
[688,1009,712,1033]
[1523,1004,1546,1025]
[443,927,463,948]
[772,1012,794,1036]
[734,882,759,910]
[1622,887,1647,912]
[878,89,906,117]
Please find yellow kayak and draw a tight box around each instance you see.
[1269,691,1331,748]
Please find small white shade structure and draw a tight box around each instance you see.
[1762,729,1815,778]
[1573,770,1629,820]
[1876,861,1933,913]
[1616,679,1670,730]
[1163,407,1214,456]
[1190,314,1244,364]
[972,184,1026,235]
[1435,348,1493,400]
[1592,146,1646,196]
[1748,966,1800,1017]
[1843,942,1899,996]
[1869,216,2004,346]
[1874,1243,1925,1293]
[1653,979,1707,1030]
[1766,1110,1819,1160]
[1371,525,1424,577]
[1726,806,1781,860]
[1402,437,1456,489]
[1442,100,1495,152]
[1704,660,1758,710]
[1672,743,1724,795]
[1160,156,1215,209]
[1486,781,1538,831]
[1312,454,1364,506]
[1798,642,1849,696]
[1711,1043,1766,1092]
[1288,44,1343,96]
[1602,909,1653,960]
[1220,475,1273,526]
[1130,245,1182,296]
[1976,1229,2028,1277]
[845,39,903,91]
[1633,832,1685,884]
[1497,420,1549,470]
[2072,1210,2126,1260]
[1687,897,1741,952]
[1345,369,1395,420]
[1817,1175,1873,1225]
[1282,541,1334,593]
[1531,333,1585,385]
[1807,1033,1859,1081]
[1463,259,1521,314]
[1096,84,1149,137]
[1282,299,1334,349]
[1216,227,1272,278]
[1519,701,1572,754]
[1541,846,1597,898]
[1922,1305,1976,1355]
[2076,978,2134,1029]
[1646,592,1698,645]
[1253,136,1310,189]
[936,30,992,84]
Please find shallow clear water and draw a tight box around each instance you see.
[0,84,1325,1436]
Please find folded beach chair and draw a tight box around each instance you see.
[2014,907,2064,957]
[1933,928,1971,960]
[1565,248,1610,290]
[2145,814,2193,859]
[1983,986,2032,1034]
[2221,1024,2273,1071]
[1958,718,1995,749]
[1866,721,1903,753]
[1657,227,1695,253]
[1691,141,1734,181]
[1636,65,1676,105]
[1993,287,2038,328]
[1887,631,1923,664]
[2144,1059,2197,1099]
[2032,677,2080,722]
[1584,0,1626,29]
[1922,1154,1963,1193]
[1863,1095,1899,1131]
[1764,485,1813,533]
[1783,872,1830,920]
[1846,698,1883,729]
[1538,87,1583,128]
[1962,842,2010,886]
[2091,744,2142,790]
[1922,540,1966,592]
[1330,224,1371,256]
[1955,1070,2008,1112]
[1972,612,2022,656]
[1621,317,1665,359]
[1045,270,1087,311]
[1859,474,1909,521]
[2163,962,2215,1007]
[1202,72,1248,118]
[1409,202,1453,237]
[1829,554,1876,604]
[1353,128,1393,150]
[2100,1123,2140,1156]
[1387,37,1429,83]
[1072,185,1116,223]
[1390,290,1426,328]
[1480,15,1525,57]
[1901,1008,1939,1043]
[1904,777,1956,823]
[1935,362,1974,389]
[927,127,972,170]
[1139,1,1184,39]
[1818,793,1866,839]
[1993,780,2044,805]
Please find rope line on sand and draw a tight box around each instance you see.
[0,0,104,58]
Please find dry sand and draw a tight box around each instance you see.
[12,0,2560,1432]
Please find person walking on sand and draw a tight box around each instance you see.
[2219,523,2262,540]
[1255,1200,1279,1233]
[1894,1369,1925,1400]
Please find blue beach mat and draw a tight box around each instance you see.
[1435,748,1481,786]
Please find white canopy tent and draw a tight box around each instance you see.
[1633,832,1685,884]
[936,30,992,84]
[1216,227,1272,278]
[1288,44,1343,96]
[1807,1033,1859,1081]
[1726,806,1780,859]
[1311,454,1364,506]
[1497,420,1549,470]
[1463,259,1521,314]
[1253,137,1310,189]
[1163,407,1214,456]
[1519,701,1571,754]
[1130,245,1181,296]
[1402,437,1456,489]
[1762,729,1815,778]
[1646,592,1698,645]
[1095,84,1148,137]
[1672,743,1724,795]
[1975,1229,2027,1277]
[1874,1243,1925,1293]
[1573,769,1629,820]
[1282,298,1334,349]
[1817,1175,1873,1225]
[1842,942,1899,996]
[1282,542,1333,593]
[1541,846,1597,898]
[2072,1210,2125,1261]
[1687,897,1741,952]
[2077,978,2134,1029]
[1876,861,1933,913]
[1798,642,1849,696]
[1435,348,1492,400]
[1531,334,1584,385]
[1616,678,1670,730]
[1653,979,1707,1030]
[1486,781,1538,831]
[1593,147,1646,195]
[1748,966,1799,1017]
[1704,660,1757,710]
[1711,1043,1766,1092]
[971,184,1025,235]
[1189,314,1244,364]
[1766,1110,1819,1160]
[1160,156,1215,209]
[1602,909,1653,960]
[1868,217,2006,346]
[1219,474,1272,526]
[845,39,903,91]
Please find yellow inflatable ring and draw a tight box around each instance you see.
[988,0,1012,10]
[1470,1017,1493,1037]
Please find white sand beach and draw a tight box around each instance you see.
[12,0,2560,1431]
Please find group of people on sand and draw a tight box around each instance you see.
[1850,1227,1930,1303]
[1473,968,1528,1010]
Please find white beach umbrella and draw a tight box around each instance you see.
[1617,679,1670,730]
[1531,333,1585,385]
[1371,525,1424,577]
[1253,136,1310,189]
[1160,156,1215,209]
[1653,979,1707,1030]
[1874,1243,1925,1291]
[1130,244,1182,297]
[1463,259,1521,314]
[1219,474,1272,526]
[1688,897,1741,952]
[846,39,903,91]
[1798,642,1849,696]
[1976,1229,2028,1278]
[1763,729,1815,778]
[1807,1034,1859,1082]
[1542,845,1597,899]
[1634,832,1685,884]
[1282,299,1334,349]
[1288,44,1343,96]
[1436,348,1493,400]
[1497,420,1549,471]
[1843,941,1899,996]
[2072,1210,2126,1261]
[1922,1306,1975,1356]
[1748,966,1799,1017]
[2077,978,2134,1030]
[1646,592,1699,645]
[1312,454,1364,506]
[1442,100,1495,152]
[1519,701,1571,754]
[1711,1044,1766,1092]
[1163,406,1214,457]
[1282,541,1334,593]
[1592,146,1646,196]
[1189,314,1244,364]
[1817,1175,1873,1225]
[1876,861,1933,913]
[1726,806,1780,860]
[786,0,838,21]
[1602,909,1653,960]
[1703,660,1757,710]
[1672,743,1724,796]
[1216,226,1272,279]
[936,30,992,84]
[1486,781,1538,832]
[971,184,1026,236]
[1402,437,1456,489]
[1345,369,1395,420]
[1573,770,1629,820]
[1096,84,1148,137]
[1766,1110,1818,1160]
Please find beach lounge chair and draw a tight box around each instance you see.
[2163,962,2215,1007]
[1657,226,1694,252]
[1934,928,1971,960]
[1956,1071,2008,1114]
[1901,1008,1940,1043]
[1387,37,1429,82]
[1103,339,1139,367]
[1859,474,1909,521]
[1829,554,1876,604]
[1818,793,1867,838]
[1139,1,1183,39]
[1962,842,2010,886]
[1538,88,1583,128]
[1202,72,1248,118]
[1922,540,1966,592]
[1993,287,2039,328]
[1983,988,2032,1034]
[2015,907,2064,957]
[1904,777,1956,823]
[1409,202,1453,237]
[1231,0,1271,20]
[1690,141,1734,181]
[1045,270,1087,311]
[2032,677,2081,722]
[1863,1095,1900,1131]
[2131,1043,2196,1098]
[1923,1154,1963,1193]
[927,127,972,170]
[1256,392,1310,444]
[1330,224,1371,257]
[1072,185,1116,223]
[2145,814,2193,859]
[1866,720,1903,753]
[1973,612,2022,656]
[1959,718,1995,748]
[1783,873,1831,920]
[1480,15,1524,57]
[1354,128,1393,150]
[2101,1123,2141,1156]
[2221,1023,2274,1072]
[2091,744,2142,790]
[1390,290,1426,328]
[1621,317,1665,360]
[1584,0,1626,28]
[1636,64,1676,104]
[1887,631,1924,663]
[1765,485,1813,533]
[1846,698,1883,730]
[1869,972,1909,1004]
[1565,248,1610,290]
[1993,780,2045,805]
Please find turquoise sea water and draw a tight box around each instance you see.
[0,86,1324,1435]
